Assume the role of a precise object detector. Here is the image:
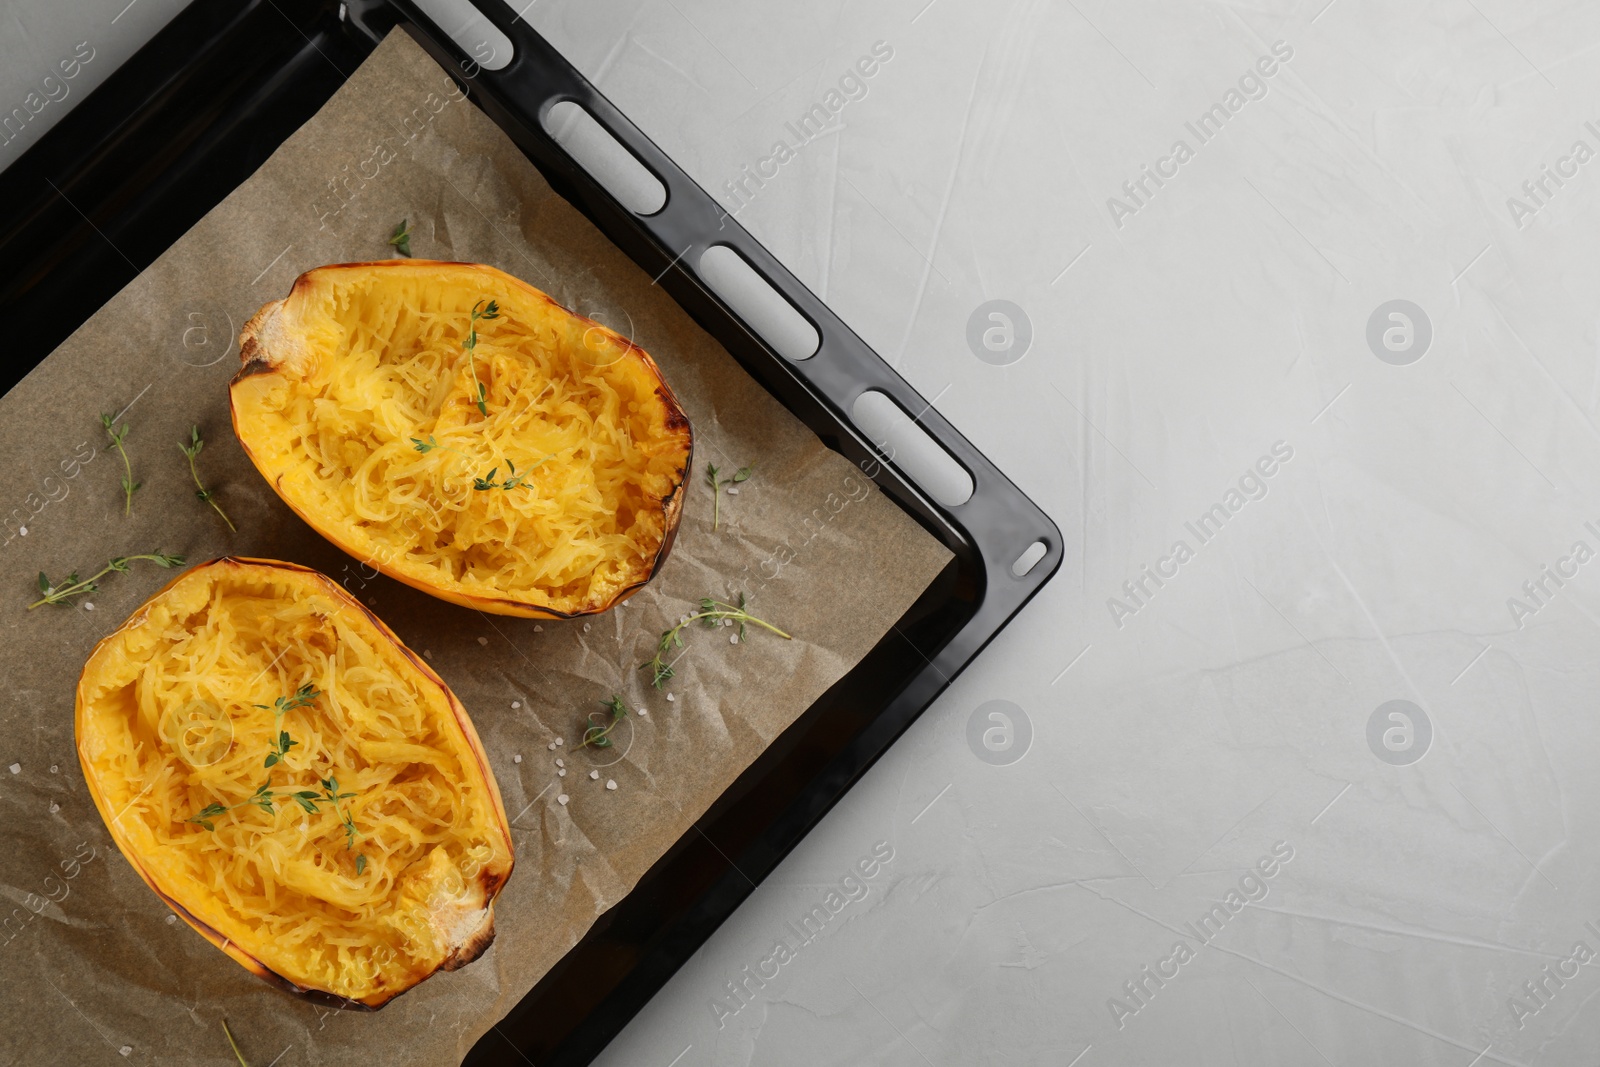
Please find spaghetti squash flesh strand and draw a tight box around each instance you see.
[80,571,508,1000]
[250,273,686,611]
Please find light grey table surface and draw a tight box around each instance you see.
[8,2,1600,1065]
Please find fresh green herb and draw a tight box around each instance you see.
[640,594,791,689]
[263,727,298,768]
[183,684,368,870]
[179,426,236,532]
[246,780,276,814]
[472,455,552,491]
[186,684,318,827]
[187,804,227,831]
[222,1019,251,1067]
[29,553,185,610]
[389,218,413,257]
[186,779,275,830]
[318,775,361,851]
[705,463,752,531]
[576,695,629,750]
[410,434,464,456]
[258,683,319,768]
[100,413,139,516]
[464,298,501,416]
[261,683,321,716]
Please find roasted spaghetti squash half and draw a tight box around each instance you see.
[74,558,514,1008]
[230,260,693,619]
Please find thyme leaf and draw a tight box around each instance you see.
[472,454,552,491]
[576,695,629,750]
[179,426,236,532]
[100,412,138,516]
[464,299,501,417]
[389,219,413,257]
[28,553,184,609]
[705,463,752,531]
[639,593,790,690]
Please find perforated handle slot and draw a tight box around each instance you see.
[542,101,667,215]
[850,390,973,507]
[410,0,513,69]
[697,245,820,361]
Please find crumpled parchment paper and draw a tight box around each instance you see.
[0,29,949,1067]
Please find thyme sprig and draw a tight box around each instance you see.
[705,463,751,531]
[185,684,367,873]
[389,218,413,257]
[317,775,361,852]
[464,299,501,416]
[260,683,320,769]
[222,1019,251,1067]
[187,780,275,831]
[576,695,629,750]
[411,435,464,457]
[179,426,236,532]
[472,455,552,491]
[29,553,184,609]
[640,594,791,689]
[100,413,139,516]
[267,684,321,714]
[186,684,321,827]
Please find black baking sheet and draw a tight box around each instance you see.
[0,2,1061,1063]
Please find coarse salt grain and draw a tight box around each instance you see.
[49,765,58,774]
[582,622,590,633]
[7,764,18,775]
[478,636,489,646]
[589,770,599,780]
[557,794,569,805]
[512,754,522,764]
[49,802,59,813]
[424,649,433,658]
[636,707,647,717]
[730,634,739,644]
[558,769,566,777]
[666,693,676,702]
[547,742,557,750]
[606,780,617,790]
[17,526,25,536]
[554,737,564,746]
[534,624,543,632]
[120,1047,132,1057]
[727,487,739,495]
[511,700,521,709]
[165,914,176,924]
[555,758,563,767]
[84,602,95,611]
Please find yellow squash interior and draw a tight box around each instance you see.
[231,261,692,617]
[75,559,513,1006]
